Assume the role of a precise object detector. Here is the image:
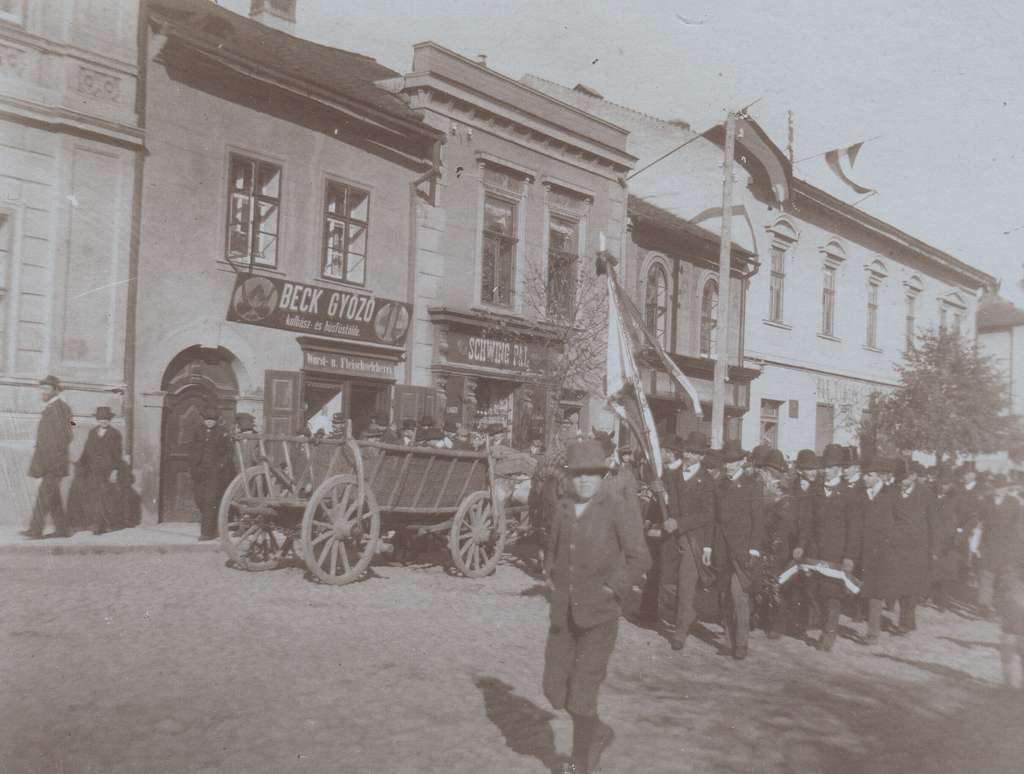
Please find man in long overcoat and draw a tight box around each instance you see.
[77,406,123,534]
[659,431,716,652]
[929,467,962,611]
[759,449,794,638]
[859,457,899,643]
[23,375,74,539]
[543,440,650,774]
[804,444,861,651]
[188,407,233,541]
[711,444,764,659]
[891,461,934,634]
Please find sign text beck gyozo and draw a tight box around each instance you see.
[226,275,412,347]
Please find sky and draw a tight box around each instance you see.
[220,0,1024,304]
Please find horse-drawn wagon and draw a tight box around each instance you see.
[217,428,508,585]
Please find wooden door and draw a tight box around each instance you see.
[160,387,213,522]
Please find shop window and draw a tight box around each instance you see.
[760,399,782,448]
[481,195,517,307]
[700,278,718,358]
[474,379,516,431]
[226,154,281,267]
[546,215,579,319]
[644,263,669,347]
[768,245,785,323]
[322,180,369,285]
[821,265,837,336]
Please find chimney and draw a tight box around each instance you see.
[250,0,297,35]
[476,54,488,67]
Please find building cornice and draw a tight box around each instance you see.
[0,25,138,76]
[745,351,900,389]
[0,96,144,147]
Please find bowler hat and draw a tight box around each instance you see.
[764,449,788,474]
[703,449,724,468]
[684,431,709,453]
[722,440,747,464]
[95,406,114,421]
[862,456,890,474]
[564,440,611,473]
[795,449,819,470]
[402,419,417,431]
[750,444,771,468]
[201,407,219,420]
[661,434,686,454]
[842,446,860,466]
[39,374,62,390]
[821,444,844,468]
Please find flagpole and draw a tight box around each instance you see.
[711,112,736,449]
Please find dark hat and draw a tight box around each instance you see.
[419,427,444,441]
[795,449,819,470]
[39,375,62,390]
[926,465,939,476]
[235,412,255,431]
[661,434,686,454]
[862,456,891,474]
[842,446,860,466]
[332,412,345,424]
[821,444,845,468]
[750,444,772,468]
[418,416,436,429]
[95,406,114,421]
[201,407,219,420]
[564,440,611,473]
[443,419,458,434]
[684,431,709,453]
[722,440,747,464]
[909,460,927,476]
[703,449,724,468]
[764,449,789,474]
[891,457,908,480]
[402,419,417,431]
[936,466,956,483]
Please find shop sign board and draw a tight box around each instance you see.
[302,350,397,381]
[226,275,411,348]
[446,329,548,374]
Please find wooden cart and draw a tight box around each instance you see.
[217,430,507,585]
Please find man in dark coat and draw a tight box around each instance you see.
[639,434,684,624]
[660,431,715,651]
[24,375,74,539]
[891,461,934,634]
[759,449,794,638]
[775,449,819,637]
[77,406,123,534]
[929,467,962,611]
[841,446,867,623]
[859,457,899,644]
[543,440,651,774]
[711,444,764,659]
[804,444,861,651]
[188,407,233,541]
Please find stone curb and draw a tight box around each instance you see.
[0,542,222,556]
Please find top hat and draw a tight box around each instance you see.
[661,434,686,454]
[702,449,724,468]
[95,406,114,421]
[564,440,611,473]
[684,431,709,453]
[842,446,860,466]
[39,374,62,391]
[862,456,891,474]
[795,449,819,470]
[821,444,845,468]
[722,440,748,464]
[749,444,772,468]
[201,407,220,420]
[401,419,417,431]
[764,449,789,474]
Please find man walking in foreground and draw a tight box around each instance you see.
[23,375,74,539]
[543,440,651,774]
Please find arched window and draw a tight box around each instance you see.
[644,263,669,347]
[700,278,719,358]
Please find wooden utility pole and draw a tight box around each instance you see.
[710,113,736,449]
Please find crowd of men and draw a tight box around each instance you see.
[604,432,1024,661]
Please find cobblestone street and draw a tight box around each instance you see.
[2,549,1022,774]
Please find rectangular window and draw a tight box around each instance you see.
[546,215,579,319]
[822,266,836,335]
[226,155,281,267]
[760,399,783,448]
[481,195,517,307]
[866,283,879,348]
[905,294,917,349]
[322,181,370,284]
[768,245,785,322]
[939,305,948,332]
[953,311,964,337]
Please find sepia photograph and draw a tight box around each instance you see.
[1,1,1023,772]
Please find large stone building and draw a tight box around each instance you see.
[977,293,1024,471]
[132,0,443,523]
[0,0,141,525]
[523,76,996,456]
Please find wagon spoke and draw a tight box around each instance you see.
[311,529,332,548]
[312,519,333,531]
[460,537,475,560]
[316,537,334,570]
[339,543,352,574]
[329,540,339,576]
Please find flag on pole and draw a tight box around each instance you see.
[824,142,874,195]
[603,262,664,478]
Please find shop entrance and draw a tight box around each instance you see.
[303,376,388,438]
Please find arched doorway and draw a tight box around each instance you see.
[159,347,240,522]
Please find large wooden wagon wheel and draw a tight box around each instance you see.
[218,467,291,571]
[449,490,507,578]
[301,474,380,585]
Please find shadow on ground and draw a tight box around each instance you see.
[474,676,567,773]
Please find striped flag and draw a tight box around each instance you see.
[824,142,874,195]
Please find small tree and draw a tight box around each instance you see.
[860,327,1008,463]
